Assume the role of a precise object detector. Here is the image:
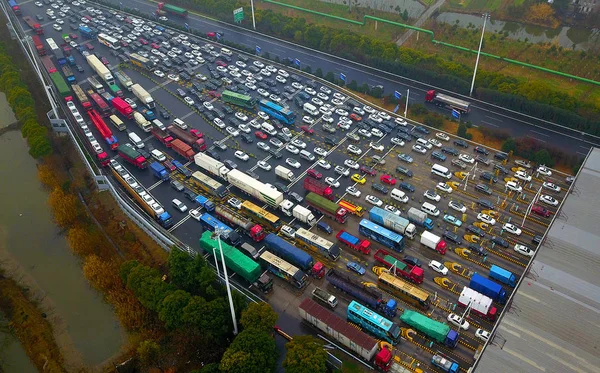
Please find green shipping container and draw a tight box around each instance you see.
[163,3,188,15]
[117,143,141,159]
[306,192,340,215]
[199,231,261,283]
[50,72,70,97]
[400,310,450,343]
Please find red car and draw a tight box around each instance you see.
[101,56,110,65]
[300,125,314,135]
[307,169,323,179]
[68,33,78,40]
[151,42,160,49]
[163,160,176,171]
[350,113,362,121]
[255,131,267,140]
[120,40,129,47]
[139,38,148,45]
[216,60,227,67]
[360,165,377,176]
[190,129,203,138]
[85,43,94,50]
[380,174,396,185]
[531,204,551,217]
[206,32,216,38]
[208,90,221,98]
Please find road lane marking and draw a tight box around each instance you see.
[530,130,550,137]
[481,120,499,127]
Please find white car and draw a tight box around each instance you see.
[447,313,470,331]
[436,182,453,194]
[35,1,43,6]
[213,118,226,129]
[428,260,448,275]
[477,213,496,226]
[363,105,375,114]
[253,60,264,68]
[335,108,348,116]
[238,124,251,133]
[227,198,242,210]
[317,159,331,169]
[365,195,383,207]
[311,97,324,106]
[124,98,137,109]
[167,73,180,81]
[505,181,522,192]
[154,70,165,78]
[358,128,372,138]
[257,111,269,121]
[314,147,328,157]
[539,194,559,206]
[378,112,391,121]
[475,329,490,342]
[226,126,239,137]
[345,159,359,169]
[280,225,296,239]
[515,170,532,182]
[436,132,450,141]
[286,158,301,169]
[151,149,166,161]
[333,92,345,100]
[503,223,522,236]
[302,116,315,125]
[234,150,249,161]
[276,75,286,84]
[292,139,306,149]
[257,88,269,98]
[412,144,427,154]
[368,114,383,123]
[321,114,334,124]
[542,182,561,193]
[346,186,361,197]
[52,24,62,31]
[459,154,475,164]
[371,128,384,137]
[189,209,202,221]
[537,166,552,176]
[235,112,248,122]
[428,138,442,148]
[203,101,214,110]
[292,82,303,90]
[390,137,405,146]
[347,145,362,155]
[184,97,194,106]
[305,87,316,95]
[514,244,535,257]
[384,205,401,216]
[172,199,188,213]
[325,177,340,188]
[257,160,271,171]
[395,117,408,126]
[285,144,300,155]
[319,86,331,94]
[335,166,350,177]
[424,190,441,202]
[369,142,384,152]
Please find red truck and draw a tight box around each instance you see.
[23,16,43,34]
[374,249,424,284]
[167,125,206,152]
[336,230,371,254]
[170,139,195,161]
[303,177,334,201]
[41,56,56,73]
[32,35,45,55]
[117,144,148,169]
[111,97,133,119]
[151,127,173,148]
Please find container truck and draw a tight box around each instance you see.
[41,56,57,73]
[117,144,148,169]
[88,109,118,150]
[194,194,215,212]
[420,231,447,255]
[407,207,433,230]
[226,169,284,208]
[8,0,20,14]
[131,83,155,109]
[134,112,151,133]
[111,97,133,119]
[425,90,470,114]
[292,205,316,226]
[23,16,43,34]
[199,231,273,293]
[336,230,371,254]
[101,92,114,103]
[194,152,230,178]
[167,125,206,152]
[325,268,397,318]
[32,35,45,55]
[489,265,516,287]
[151,127,173,147]
[431,353,459,373]
[263,233,314,271]
[279,199,294,217]
[61,65,75,83]
[303,177,334,200]
[72,84,91,110]
[156,2,189,17]
[305,192,348,224]
[369,207,417,239]
[109,83,123,97]
[128,53,154,70]
[312,287,337,309]
[86,54,114,85]
[199,213,240,246]
[215,205,266,242]
[79,25,95,39]
[458,287,497,320]
[87,76,104,93]
[469,273,506,304]
[399,310,459,348]
[374,250,424,283]
[170,139,195,161]
[140,107,156,121]
[50,72,71,99]
[114,71,133,91]
[150,162,169,180]
[338,199,364,217]
[275,165,295,181]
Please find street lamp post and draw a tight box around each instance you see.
[404,89,410,118]
[250,0,256,29]
[469,13,490,97]
[213,228,238,335]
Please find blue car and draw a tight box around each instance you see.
[346,261,366,275]
[398,153,413,163]
[443,214,463,227]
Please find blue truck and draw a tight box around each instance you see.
[263,233,313,271]
[140,107,156,121]
[67,55,76,66]
[432,353,459,373]
[195,194,215,212]
[407,207,434,230]
[171,160,192,178]
[489,265,516,287]
[79,25,95,39]
[150,162,169,180]
[326,268,397,318]
[470,273,506,304]
[198,213,241,246]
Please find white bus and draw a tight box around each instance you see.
[259,251,308,289]
[431,164,452,179]
[97,33,121,50]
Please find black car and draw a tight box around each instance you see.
[396,166,413,177]
[214,141,227,151]
[246,171,260,180]
[289,191,304,204]
[274,182,289,193]
[403,255,422,267]
[532,235,543,246]
[494,163,510,175]
[137,148,150,160]
[371,183,389,194]
[224,159,238,169]
[241,134,253,143]
[75,64,84,72]
[443,231,462,245]
[475,184,493,195]
[454,139,469,148]
[276,132,291,143]
[468,243,487,256]
[324,136,337,146]
[491,236,509,248]
[399,182,415,193]
[205,150,221,160]
[284,85,295,93]
[160,110,170,120]
[415,126,430,134]
[474,146,490,155]
[441,146,459,156]
[213,110,225,119]
[475,155,490,165]
[480,172,498,183]
[269,149,282,159]
[396,132,412,142]
[237,54,248,62]
[431,151,446,162]
[466,225,486,237]
[494,152,509,161]
[183,189,197,202]
[477,199,495,209]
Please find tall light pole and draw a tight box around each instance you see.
[250,0,256,29]
[469,13,490,97]
[213,228,238,335]
[404,89,410,118]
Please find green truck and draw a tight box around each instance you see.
[399,310,459,348]
[305,192,348,224]
[50,72,71,99]
[156,2,188,17]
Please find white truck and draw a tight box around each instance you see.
[420,231,447,255]
[226,169,284,208]
[85,54,114,85]
[279,199,294,217]
[312,287,338,309]
[275,165,295,181]
[293,205,316,226]
[133,111,151,132]
[131,83,155,109]
[114,71,133,91]
[303,102,319,116]
[194,152,230,178]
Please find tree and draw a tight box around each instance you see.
[303,65,312,74]
[67,225,105,257]
[534,149,554,167]
[168,248,194,289]
[120,260,140,283]
[402,9,409,21]
[347,79,358,90]
[183,296,231,339]
[456,123,468,139]
[423,114,443,129]
[159,290,192,330]
[47,188,81,228]
[283,335,327,373]
[370,85,384,98]
[359,83,370,94]
[526,3,557,26]
[137,339,161,367]
[219,329,278,373]
[410,104,428,116]
[240,303,278,333]
[315,68,323,78]
[126,264,175,312]
[501,138,517,154]
[324,71,335,83]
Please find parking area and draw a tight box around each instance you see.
[20,0,573,370]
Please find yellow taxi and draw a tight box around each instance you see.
[351,173,366,185]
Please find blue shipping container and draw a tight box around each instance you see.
[489,265,516,287]
[470,273,506,303]
[263,233,313,271]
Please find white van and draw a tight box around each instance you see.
[173,118,188,129]
[416,138,433,150]
[421,202,440,217]
[300,150,315,162]
[303,102,319,116]
[220,47,232,56]
[391,188,408,203]
[431,164,452,179]
[152,119,166,131]
[261,122,277,136]
[128,132,144,148]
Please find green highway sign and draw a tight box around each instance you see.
[233,7,244,23]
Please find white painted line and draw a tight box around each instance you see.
[481,120,499,128]
[147,179,163,191]
[530,130,550,137]
[484,115,504,122]
[168,215,191,232]
[527,136,546,143]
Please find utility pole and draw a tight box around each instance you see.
[404,89,410,118]
[250,0,256,29]
[213,228,238,335]
[469,13,490,97]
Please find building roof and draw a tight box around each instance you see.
[475,148,600,373]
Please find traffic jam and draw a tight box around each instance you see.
[15,0,572,370]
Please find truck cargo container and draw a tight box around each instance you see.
[72,84,91,110]
[32,35,45,56]
[374,249,424,283]
[312,287,337,309]
[150,162,169,180]
[134,111,151,133]
[87,76,104,93]
[193,194,215,212]
[88,109,118,150]
[156,2,188,17]
[263,233,313,271]
[303,177,334,200]
[41,56,56,73]
[8,0,20,15]
[150,126,173,147]
[194,152,230,178]
[305,192,348,224]
[114,71,133,91]
[131,83,155,109]
[399,310,459,348]
[338,199,365,217]
[128,52,154,70]
[294,228,340,261]
[117,143,148,169]
[199,213,241,246]
[89,92,111,117]
[111,97,133,119]
[260,251,309,289]
[167,125,206,152]
[49,72,70,98]
[170,139,195,161]
[489,264,516,287]
[226,169,284,208]
[470,273,506,304]
[458,287,497,320]
[199,231,272,293]
[61,65,75,83]
[215,205,265,242]
[336,230,371,254]
[326,268,396,318]
[407,207,433,229]
[425,90,470,114]
[108,83,123,97]
[431,353,460,373]
[46,37,66,65]
[369,206,417,239]
[78,25,95,39]
[292,205,316,226]
[275,165,294,181]
[86,54,114,85]
[23,16,43,34]
[420,231,447,255]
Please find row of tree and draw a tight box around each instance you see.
[0,43,53,158]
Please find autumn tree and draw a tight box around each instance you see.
[48,188,81,228]
[37,163,61,189]
[240,303,278,333]
[137,339,161,367]
[120,260,140,283]
[526,3,558,26]
[219,329,278,373]
[283,335,327,373]
[67,224,106,257]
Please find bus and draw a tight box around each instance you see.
[259,251,308,289]
[89,92,111,116]
[109,114,126,131]
[347,300,401,345]
[258,100,296,125]
[240,200,281,230]
[222,90,256,109]
[294,228,340,261]
[198,213,241,246]
[97,33,121,50]
[190,171,228,199]
[87,76,105,93]
[377,271,431,310]
[358,220,404,252]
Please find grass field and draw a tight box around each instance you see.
[448,0,510,10]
